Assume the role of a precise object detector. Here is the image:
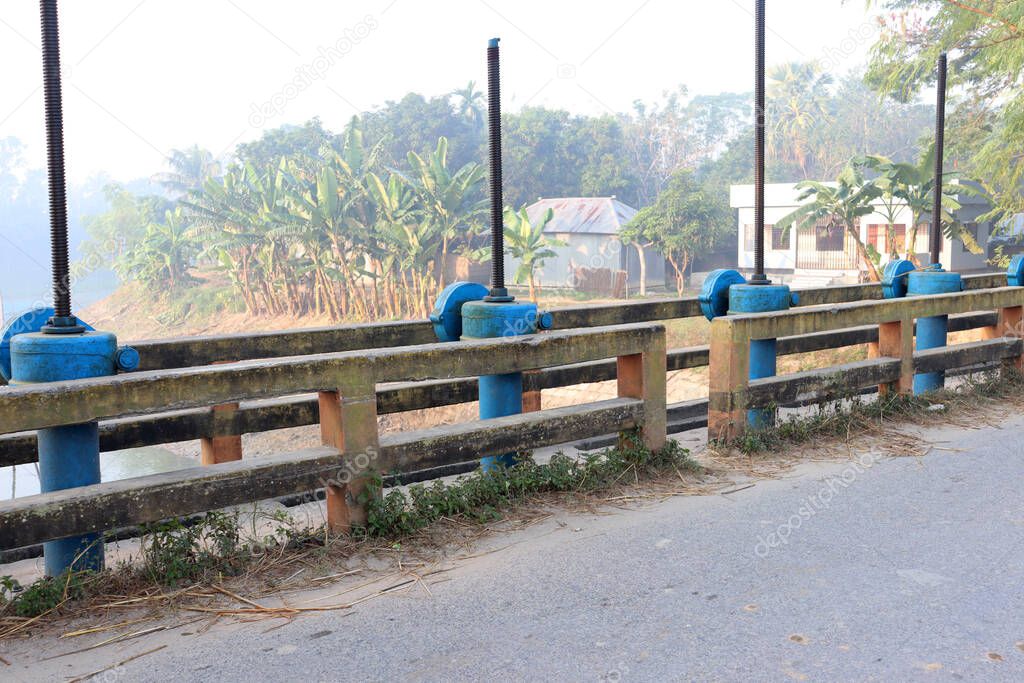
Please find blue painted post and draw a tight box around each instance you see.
[10,331,124,575]
[906,268,962,393]
[728,283,795,429]
[461,301,550,470]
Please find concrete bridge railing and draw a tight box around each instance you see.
[0,323,666,551]
[0,273,1017,559]
[0,273,1009,469]
[708,285,1024,441]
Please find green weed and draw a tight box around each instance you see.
[359,434,698,538]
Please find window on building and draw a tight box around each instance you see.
[743,224,788,251]
[890,224,907,253]
[867,224,885,254]
[867,224,907,255]
[815,220,845,252]
[769,224,789,251]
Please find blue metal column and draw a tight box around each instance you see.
[907,268,962,394]
[728,283,795,428]
[461,301,550,470]
[9,330,124,575]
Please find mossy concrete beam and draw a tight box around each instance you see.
[0,323,664,435]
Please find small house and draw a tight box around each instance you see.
[507,197,665,297]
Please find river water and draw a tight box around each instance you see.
[0,447,198,501]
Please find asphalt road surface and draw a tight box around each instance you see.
[72,416,1024,680]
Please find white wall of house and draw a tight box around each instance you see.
[731,183,992,277]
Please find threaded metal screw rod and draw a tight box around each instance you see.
[486,37,508,300]
[39,0,75,327]
[752,0,767,284]
[39,0,80,331]
[931,52,947,267]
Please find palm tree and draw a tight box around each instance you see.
[767,62,833,179]
[502,205,563,301]
[776,164,883,282]
[451,81,485,130]
[155,146,221,197]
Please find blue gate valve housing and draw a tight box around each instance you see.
[700,270,798,430]
[1008,254,1024,287]
[881,259,916,300]
[699,269,747,321]
[430,284,552,472]
[429,282,490,342]
[906,265,963,394]
[1,308,139,575]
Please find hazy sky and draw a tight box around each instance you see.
[0,1,881,183]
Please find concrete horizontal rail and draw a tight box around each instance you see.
[79,272,1009,373]
[710,286,1024,440]
[0,312,1001,467]
[0,323,661,435]
[743,338,1023,409]
[0,398,643,551]
[722,287,1024,342]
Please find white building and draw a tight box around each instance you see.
[730,182,994,287]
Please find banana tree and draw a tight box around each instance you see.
[185,163,275,314]
[366,170,421,316]
[777,164,883,282]
[404,137,486,288]
[857,143,983,266]
[501,205,562,301]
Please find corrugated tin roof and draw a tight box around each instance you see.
[525,197,637,235]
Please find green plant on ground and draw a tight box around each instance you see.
[3,571,89,618]
[139,510,245,585]
[730,369,1024,455]
[0,575,20,603]
[358,434,699,538]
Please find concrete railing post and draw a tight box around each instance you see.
[616,328,667,452]
[318,368,380,534]
[708,318,749,443]
[983,305,1024,372]
[200,361,243,465]
[877,317,914,396]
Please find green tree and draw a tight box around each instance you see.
[865,0,1024,225]
[623,170,731,296]
[857,143,983,265]
[405,137,487,287]
[120,208,197,288]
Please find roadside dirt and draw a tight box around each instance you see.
[4,392,1021,681]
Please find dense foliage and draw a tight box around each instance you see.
[866,0,1024,226]
[69,64,955,319]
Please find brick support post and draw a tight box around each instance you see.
[200,361,243,465]
[983,305,1023,371]
[707,320,748,443]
